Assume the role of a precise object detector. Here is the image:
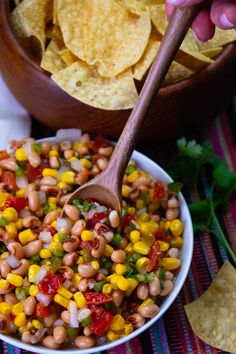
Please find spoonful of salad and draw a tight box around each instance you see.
[63,6,199,215]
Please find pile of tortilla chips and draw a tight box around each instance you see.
[185,262,236,353]
[11,0,236,110]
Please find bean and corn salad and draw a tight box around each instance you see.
[0,134,184,350]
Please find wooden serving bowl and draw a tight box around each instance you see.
[1,1,236,142]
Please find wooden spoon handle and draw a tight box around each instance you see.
[104,5,199,188]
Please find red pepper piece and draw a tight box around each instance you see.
[43,224,57,236]
[5,196,27,212]
[155,229,168,241]
[84,292,112,305]
[92,136,107,150]
[35,303,51,318]
[146,241,162,272]
[26,164,42,183]
[1,171,17,191]
[38,272,63,295]
[87,212,108,229]
[89,306,113,336]
[0,150,10,160]
[153,180,165,200]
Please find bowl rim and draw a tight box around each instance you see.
[1,0,236,98]
[0,136,194,353]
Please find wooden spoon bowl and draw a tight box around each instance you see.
[0,0,236,142]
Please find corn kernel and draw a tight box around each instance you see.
[140,221,158,235]
[77,256,83,264]
[5,222,17,236]
[0,302,12,315]
[122,185,132,198]
[0,167,2,176]
[115,264,126,275]
[74,291,86,308]
[107,330,120,341]
[136,199,145,210]
[39,249,52,259]
[161,257,181,270]
[61,171,75,184]
[138,298,154,313]
[169,219,184,237]
[0,191,9,207]
[0,279,9,290]
[12,302,24,315]
[19,229,36,245]
[164,221,172,231]
[29,285,38,296]
[108,274,121,288]
[124,242,133,253]
[49,203,57,211]
[32,319,43,329]
[81,230,94,242]
[48,197,57,205]
[53,233,60,242]
[15,218,23,230]
[169,236,183,248]
[0,252,9,260]
[149,201,160,211]
[137,213,150,223]
[72,274,82,287]
[127,207,136,215]
[104,244,114,257]
[15,148,27,161]
[28,265,40,283]
[49,150,59,157]
[123,323,133,335]
[136,257,150,272]
[57,181,69,190]
[67,157,77,163]
[127,171,140,183]
[54,294,69,308]
[80,158,92,169]
[130,230,140,243]
[15,188,25,197]
[6,274,23,287]
[157,240,170,252]
[57,286,73,299]
[125,278,138,296]
[42,168,57,178]
[91,261,99,271]
[14,313,26,327]
[110,314,125,331]
[2,207,18,222]
[102,284,112,294]
[133,241,150,255]
[50,241,63,252]
[117,276,129,291]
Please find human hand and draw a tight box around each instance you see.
[166,0,236,42]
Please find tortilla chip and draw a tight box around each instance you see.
[84,0,151,77]
[10,0,50,57]
[56,0,87,61]
[52,61,138,110]
[133,31,160,81]
[40,39,66,74]
[59,48,77,66]
[163,61,194,86]
[200,47,223,59]
[185,262,236,353]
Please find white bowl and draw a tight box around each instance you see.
[0,137,193,354]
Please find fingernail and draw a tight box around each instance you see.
[220,14,235,28]
[192,31,205,44]
[167,0,186,5]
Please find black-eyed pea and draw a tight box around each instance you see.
[78,278,88,292]
[63,236,80,253]
[12,259,30,276]
[0,314,9,333]
[21,330,33,344]
[165,271,174,280]
[80,133,91,143]
[0,286,13,295]
[83,326,92,336]
[43,335,60,349]
[136,283,149,300]
[23,240,42,258]
[120,237,128,250]
[39,176,57,186]
[41,141,51,154]
[166,208,179,221]
[167,195,179,209]
[109,210,120,228]
[24,296,36,316]
[90,165,100,177]
[71,219,86,236]
[58,193,73,207]
[53,326,67,344]
[160,280,174,296]
[60,140,72,151]
[49,156,60,169]
[61,310,70,324]
[64,149,74,159]
[139,304,159,318]
[78,263,97,278]
[112,290,124,307]
[149,277,161,296]
[0,260,11,278]
[167,247,180,259]
[91,235,106,258]
[22,216,41,229]
[28,190,41,212]
[43,210,61,225]
[7,242,24,259]
[75,335,95,349]
[97,158,108,170]
[127,313,145,328]
[63,252,77,266]
[4,293,17,304]
[44,314,57,328]
[64,204,80,221]
[58,266,74,279]
[28,150,41,168]
[111,249,126,263]
[98,146,113,157]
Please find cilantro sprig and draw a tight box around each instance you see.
[168,137,236,267]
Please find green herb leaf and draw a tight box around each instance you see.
[125,164,136,175]
[158,267,165,289]
[81,317,92,326]
[33,143,42,155]
[15,167,25,177]
[94,281,104,293]
[177,137,203,158]
[83,200,91,212]
[167,182,183,193]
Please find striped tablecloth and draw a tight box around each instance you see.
[2,100,236,354]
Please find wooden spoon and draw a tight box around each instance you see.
[63,6,199,215]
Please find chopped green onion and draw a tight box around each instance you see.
[58,233,67,243]
[158,266,166,289]
[15,287,28,300]
[0,217,8,226]
[127,252,141,264]
[94,281,104,293]
[104,302,115,313]
[43,204,52,213]
[33,143,42,155]
[53,249,65,258]
[125,164,136,175]
[121,207,128,217]
[30,255,40,263]
[137,272,154,283]
[72,199,83,207]
[112,233,121,247]
[72,265,78,272]
[82,200,91,212]
[81,317,92,326]
[67,327,78,337]
[15,167,25,177]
